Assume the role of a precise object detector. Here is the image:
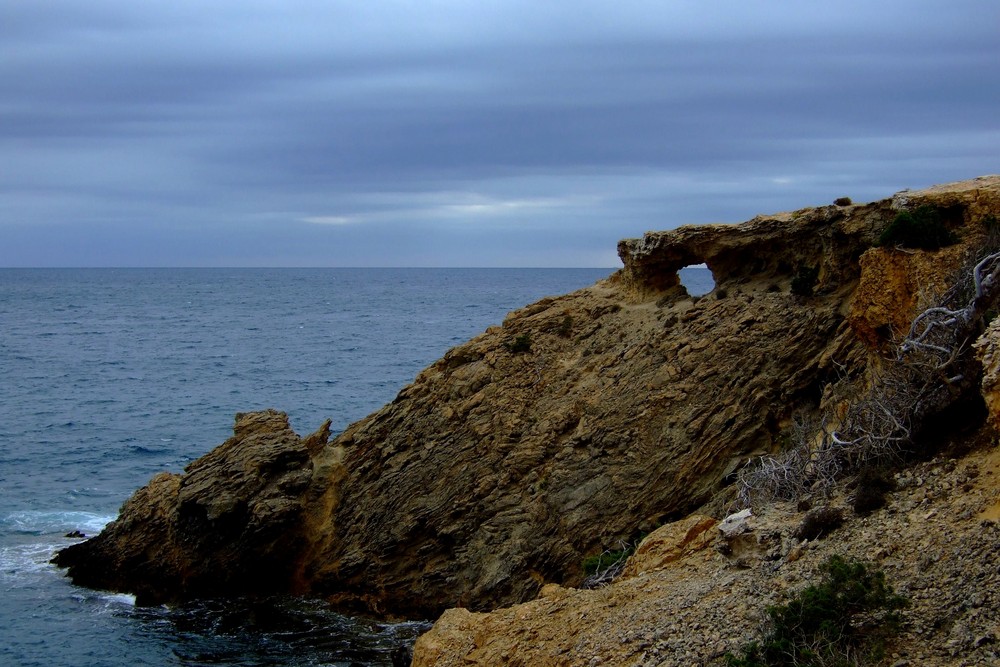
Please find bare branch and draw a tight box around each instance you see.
[736,240,1000,509]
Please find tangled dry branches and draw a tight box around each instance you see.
[738,245,1000,509]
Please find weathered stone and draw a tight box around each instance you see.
[975,318,1000,431]
[718,508,753,538]
[621,514,717,578]
[413,446,1000,667]
[53,409,330,604]
[54,176,1000,625]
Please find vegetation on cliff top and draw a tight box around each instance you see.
[877,205,958,250]
[725,555,908,667]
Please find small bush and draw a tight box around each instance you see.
[716,288,729,299]
[834,197,852,206]
[726,555,908,667]
[581,539,641,589]
[557,315,574,338]
[792,506,845,541]
[582,548,632,577]
[790,266,820,297]
[878,206,957,250]
[852,467,895,515]
[503,333,532,354]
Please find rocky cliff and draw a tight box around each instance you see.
[411,446,1000,666]
[55,177,1000,633]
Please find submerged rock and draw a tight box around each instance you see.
[55,176,1000,620]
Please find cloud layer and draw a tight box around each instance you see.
[3,1,998,266]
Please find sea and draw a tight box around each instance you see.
[0,267,714,667]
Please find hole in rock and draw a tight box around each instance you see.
[678,263,716,297]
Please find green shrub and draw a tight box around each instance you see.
[503,333,532,354]
[582,547,632,577]
[726,556,907,667]
[580,542,640,588]
[790,266,819,297]
[878,206,957,250]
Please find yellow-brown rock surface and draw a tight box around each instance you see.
[975,318,1000,431]
[55,176,1000,623]
[619,514,717,578]
[412,448,1000,666]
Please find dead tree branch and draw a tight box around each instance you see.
[737,246,1000,509]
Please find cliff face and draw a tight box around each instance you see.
[411,447,1000,666]
[55,176,1000,621]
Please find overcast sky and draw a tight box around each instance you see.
[2,1,998,267]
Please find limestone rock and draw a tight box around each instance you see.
[717,508,753,538]
[620,514,717,578]
[848,175,1000,346]
[53,409,335,604]
[849,245,971,347]
[616,201,872,301]
[975,318,1000,430]
[55,176,1000,620]
[412,447,1000,666]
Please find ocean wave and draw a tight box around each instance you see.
[127,444,169,456]
[0,510,113,536]
[67,590,137,610]
[0,541,62,585]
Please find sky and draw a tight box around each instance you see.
[2,1,998,267]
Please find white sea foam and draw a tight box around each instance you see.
[0,541,60,584]
[0,510,113,536]
[0,510,113,586]
[100,592,137,607]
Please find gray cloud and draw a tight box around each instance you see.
[2,1,999,266]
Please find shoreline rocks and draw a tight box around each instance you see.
[55,176,1000,628]
[53,410,335,605]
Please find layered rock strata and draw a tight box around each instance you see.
[412,447,1000,666]
[54,410,335,604]
[55,176,1000,622]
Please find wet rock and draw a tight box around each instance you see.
[53,410,332,605]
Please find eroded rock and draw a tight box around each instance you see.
[412,448,1000,666]
[975,318,1000,430]
[53,409,334,604]
[55,176,1000,621]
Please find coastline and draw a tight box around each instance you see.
[48,177,1000,665]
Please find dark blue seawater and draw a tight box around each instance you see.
[0,267,712,666]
